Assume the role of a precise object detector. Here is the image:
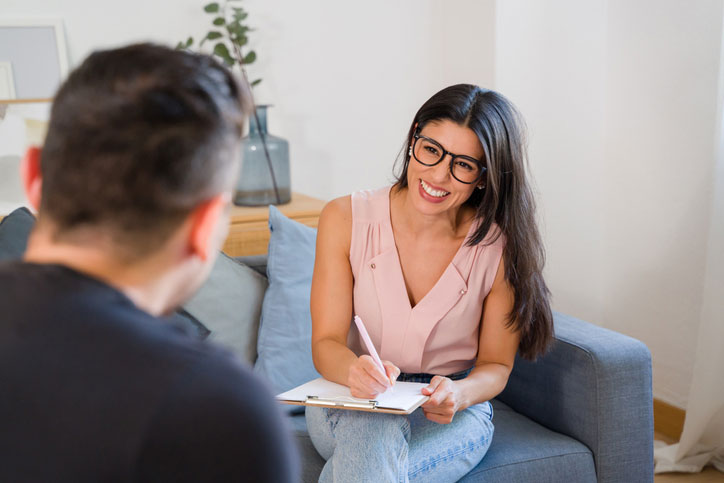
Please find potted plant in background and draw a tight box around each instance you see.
[179,0,291,206]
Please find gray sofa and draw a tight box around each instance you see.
[239,255,654,483]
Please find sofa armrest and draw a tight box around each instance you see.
[497,312,653,483]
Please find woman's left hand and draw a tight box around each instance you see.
[420,376,464,424]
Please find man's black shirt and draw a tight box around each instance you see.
[0,261,298,482]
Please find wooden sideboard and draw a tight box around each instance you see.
[222,192,326,257]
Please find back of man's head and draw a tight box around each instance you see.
[38,43,251,259]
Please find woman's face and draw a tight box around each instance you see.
[406,119,484,216]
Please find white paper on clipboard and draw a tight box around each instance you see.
[276,377,429,414]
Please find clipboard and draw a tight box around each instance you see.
[276,377,430,415]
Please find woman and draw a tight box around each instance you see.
[307,84,554,482]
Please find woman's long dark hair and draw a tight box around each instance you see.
[394,84,553,360]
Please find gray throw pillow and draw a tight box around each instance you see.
[182,252,268,365]
[0,207,35,260]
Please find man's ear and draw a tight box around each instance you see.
[188,194,229,262]
[21,146,43,211]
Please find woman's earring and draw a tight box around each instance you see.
[477,184,485,190]
[408,145,413,157]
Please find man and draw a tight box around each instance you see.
[0,43,298,481]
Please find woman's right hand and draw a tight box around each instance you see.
[347,356,400,399]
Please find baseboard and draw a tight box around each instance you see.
[654,398,686,441]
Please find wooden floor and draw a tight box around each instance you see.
[654,432,724,482]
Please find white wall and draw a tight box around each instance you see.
[496,0,724,409]
[495,0,609,326]
[603,0,723,408]
[242,0,496,199]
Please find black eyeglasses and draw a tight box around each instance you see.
[410,131,486,184]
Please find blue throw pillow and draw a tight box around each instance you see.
[254,205,320,411]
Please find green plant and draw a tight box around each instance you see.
[177,0,261,88]
[178,0,282,204]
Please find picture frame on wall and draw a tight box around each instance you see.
[0,18,69,101]
[0,62,16,99]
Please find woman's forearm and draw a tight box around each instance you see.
[455,362,512,410]
[311,338,359,386]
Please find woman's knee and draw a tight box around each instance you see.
[407,404,495,481]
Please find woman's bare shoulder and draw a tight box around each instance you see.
[321,195,352,220]
[318,195,353,250]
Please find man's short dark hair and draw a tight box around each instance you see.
[39,43,252,257]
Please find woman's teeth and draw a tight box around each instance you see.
[420,180,450,198]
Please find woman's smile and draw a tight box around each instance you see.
[419,179,450,202]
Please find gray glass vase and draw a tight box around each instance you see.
[234,105,291,206]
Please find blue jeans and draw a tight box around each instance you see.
[305,371,494,483]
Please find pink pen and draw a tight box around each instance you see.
[353,315,393,390]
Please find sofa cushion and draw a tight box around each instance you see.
[0,207,35,260]
[460,399,596,482]
[182,252,267,364]
[254,206,321,412]
[290,400,596,482]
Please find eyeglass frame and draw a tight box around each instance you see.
[410,130,487,185]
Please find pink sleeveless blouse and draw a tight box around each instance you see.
[347,186,506,375]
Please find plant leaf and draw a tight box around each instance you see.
[213,42,235,66]
[251,79,262,87]
[186,36,193,47]
[175,41,185,50]
[206,31,223,40]
[204,2,219,13]
[242,50,256,64]
[213,42,229,56]
[213,17,226,26]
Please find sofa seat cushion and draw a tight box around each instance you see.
[288,399,596,483]
[461,399,596,482]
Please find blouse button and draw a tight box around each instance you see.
[460,289,466,295]
[371,263,376,269]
